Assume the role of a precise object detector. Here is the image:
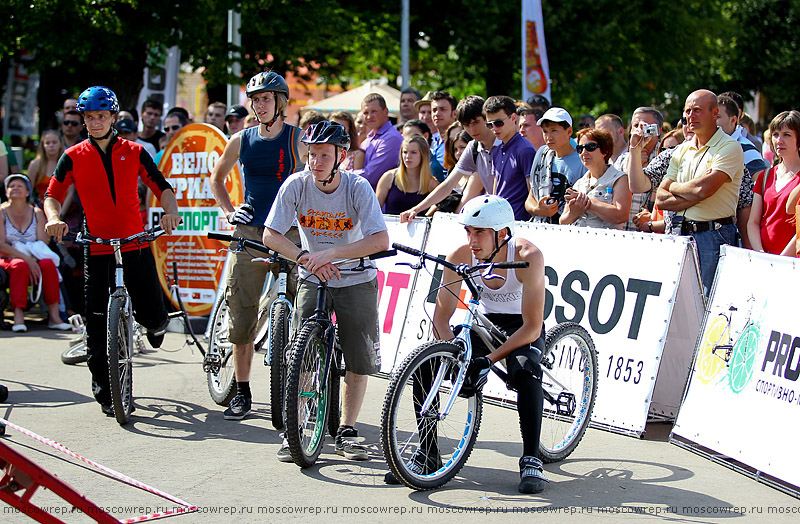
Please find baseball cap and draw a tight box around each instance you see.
[4,173,32,197]
[226,105,248,120]
[115,119,137,133]
[537,107,572,127]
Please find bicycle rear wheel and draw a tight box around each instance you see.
[538,322,597,463]
[381,341,482,490]
[108,296,133,425]
[207,300,237,406]
[284,321,329,468]
[269,302,290,430]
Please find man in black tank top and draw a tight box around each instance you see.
[210,72,301,422]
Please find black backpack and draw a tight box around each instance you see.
[0,266,9,314]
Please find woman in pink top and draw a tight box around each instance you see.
[748,110,800,255]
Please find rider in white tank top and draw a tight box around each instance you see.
[472,237,523,315]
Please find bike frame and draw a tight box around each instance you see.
[405,252,570,422]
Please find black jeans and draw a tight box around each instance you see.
[84,246,167,405]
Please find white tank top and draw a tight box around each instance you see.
[472,237,523,315]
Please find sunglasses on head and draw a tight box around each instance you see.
[485,116,511,129]
[576,142,600,154]
[63,120,81,127]
[164,125,182,132]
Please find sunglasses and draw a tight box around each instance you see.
[164,125,182,132]
[485,116,512,129]
[576,142,600,154]
[63,120,81,127]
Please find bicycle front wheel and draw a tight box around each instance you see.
[538,322,597,463]
[269,302,290,430]
[207,300,237,406]
[284,321,329,468]
[108,296,133,425]
[381,341,482,490]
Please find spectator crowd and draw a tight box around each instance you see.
[2,81,798,329]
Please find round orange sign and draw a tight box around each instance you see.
[149,123,243,316]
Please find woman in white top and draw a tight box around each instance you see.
[561,128,631,229]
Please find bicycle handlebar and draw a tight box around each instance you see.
[392,242,529,273]
[66,226,164,246]
[208,232,396,267]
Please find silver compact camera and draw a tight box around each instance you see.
[642,123,659,137]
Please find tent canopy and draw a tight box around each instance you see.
[301,81,401,117]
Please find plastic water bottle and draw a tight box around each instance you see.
[604,187,613,204]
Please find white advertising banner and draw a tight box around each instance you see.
[521,0,551,103]
[391,216,699,435]
[672,246,800,492]
[376,217,429,373]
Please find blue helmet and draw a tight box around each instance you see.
[77,86,119,113]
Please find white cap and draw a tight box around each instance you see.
[537,107,572,127]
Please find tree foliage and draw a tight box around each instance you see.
[3,1,800,131]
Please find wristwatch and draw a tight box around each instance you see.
[647,221,653,232]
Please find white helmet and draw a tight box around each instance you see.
[458,195,515,236]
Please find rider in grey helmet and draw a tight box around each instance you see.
[210,71,302,422]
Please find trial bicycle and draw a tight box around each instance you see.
[67,227,162,425]
[206,232,296,428]
[382,243,598,490]
[283,249,396,468]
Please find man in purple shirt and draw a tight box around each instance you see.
[356,93,403,189]
[486,96,535,220]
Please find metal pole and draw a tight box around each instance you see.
[401,0,409,89]
[227,7,242,107]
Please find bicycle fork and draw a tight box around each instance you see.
[265,263,293,366]
[418,301,478,420]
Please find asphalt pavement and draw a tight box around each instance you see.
[1,323,799,524]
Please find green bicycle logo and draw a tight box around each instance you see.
[695,295,762,394]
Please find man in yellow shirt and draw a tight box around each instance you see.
[655,89,744,296]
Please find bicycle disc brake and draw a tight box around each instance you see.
[556,391,576,417]
[203,354,222,374]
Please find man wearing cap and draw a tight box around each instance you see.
[115,119,157,159]
[526,107,587,224]
[353,93,403,190]
[225,105,248,136]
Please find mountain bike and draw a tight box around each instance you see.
[382,243,597,490]
[283,249,396,468]
[207,232,296,426]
